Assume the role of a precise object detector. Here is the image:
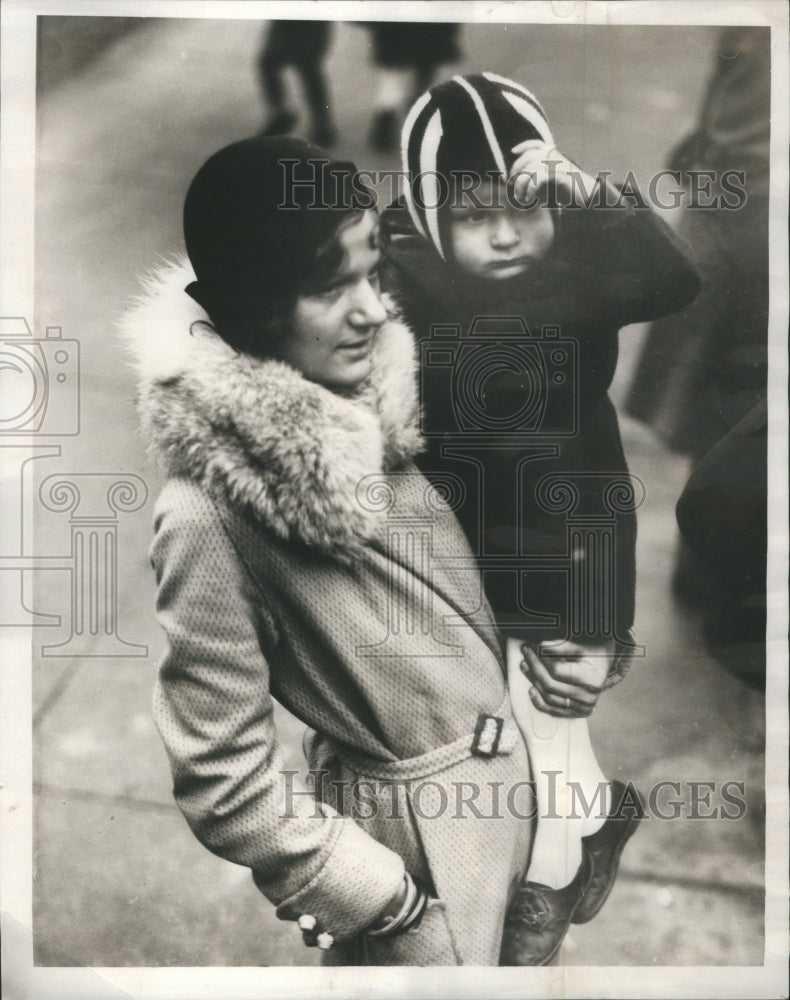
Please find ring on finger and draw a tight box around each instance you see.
[564,696,570,710]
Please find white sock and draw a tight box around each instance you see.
[506,637,611,889]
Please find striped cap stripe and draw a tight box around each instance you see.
[482,72,552,129]
[502,92,555,146]
[452,75,507,178]
[419,109,445,258]
[482,71,547,107]
[401,89,434,239]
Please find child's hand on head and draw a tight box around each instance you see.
[509,140,614,209]
[509,140,569,205]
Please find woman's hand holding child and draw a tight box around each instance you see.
[520,638,615,718]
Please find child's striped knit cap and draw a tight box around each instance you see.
[401,72,554,260]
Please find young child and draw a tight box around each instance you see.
[382,73,700,965]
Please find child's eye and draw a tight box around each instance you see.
[368,267,381,289]
[463,212,486,225]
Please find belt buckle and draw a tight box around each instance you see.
[471,712,504,757]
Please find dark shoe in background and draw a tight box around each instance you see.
[311,121,338,147]
[261,110,298,136]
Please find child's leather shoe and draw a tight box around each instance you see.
[572,779,645,924]
[499,852,591,966]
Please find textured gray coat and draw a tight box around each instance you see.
[123,260,534,965]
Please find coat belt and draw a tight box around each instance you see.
[324,697,521,782]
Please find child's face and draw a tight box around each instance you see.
[447,181,555,280]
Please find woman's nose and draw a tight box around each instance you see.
[348,280,387,327]
[490,215,520,250]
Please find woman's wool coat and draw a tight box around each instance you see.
[122,260,534,966]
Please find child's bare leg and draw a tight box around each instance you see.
[506,638,610,889]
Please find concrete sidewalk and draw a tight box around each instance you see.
[26,16,765,969]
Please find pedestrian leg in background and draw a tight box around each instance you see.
[363,23,462,152]
[295,56,337,146]
[369,68,412,151]
[258,21,335,143]
[258,23,297,136]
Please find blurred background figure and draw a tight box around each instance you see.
[676,400,767,690]
[258,20,337,145]
[623,25,769,671]
[626,26,769,460]
[359,22,462,151]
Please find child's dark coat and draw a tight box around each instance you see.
[382,198,701,642]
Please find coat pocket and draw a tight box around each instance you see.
[361,898,461,966]
[305,726,532,966]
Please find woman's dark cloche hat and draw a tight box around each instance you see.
[183,134,369,344]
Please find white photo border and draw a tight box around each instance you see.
[1,1,788,998]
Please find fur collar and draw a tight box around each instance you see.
[120,257,423,560]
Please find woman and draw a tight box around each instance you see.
[122,134,538,966]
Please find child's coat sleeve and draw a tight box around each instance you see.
[564,201,702,326]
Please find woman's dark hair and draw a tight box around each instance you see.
[212,207,385,359]
[183,134,381,360]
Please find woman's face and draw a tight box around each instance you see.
[281,211,387,391]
